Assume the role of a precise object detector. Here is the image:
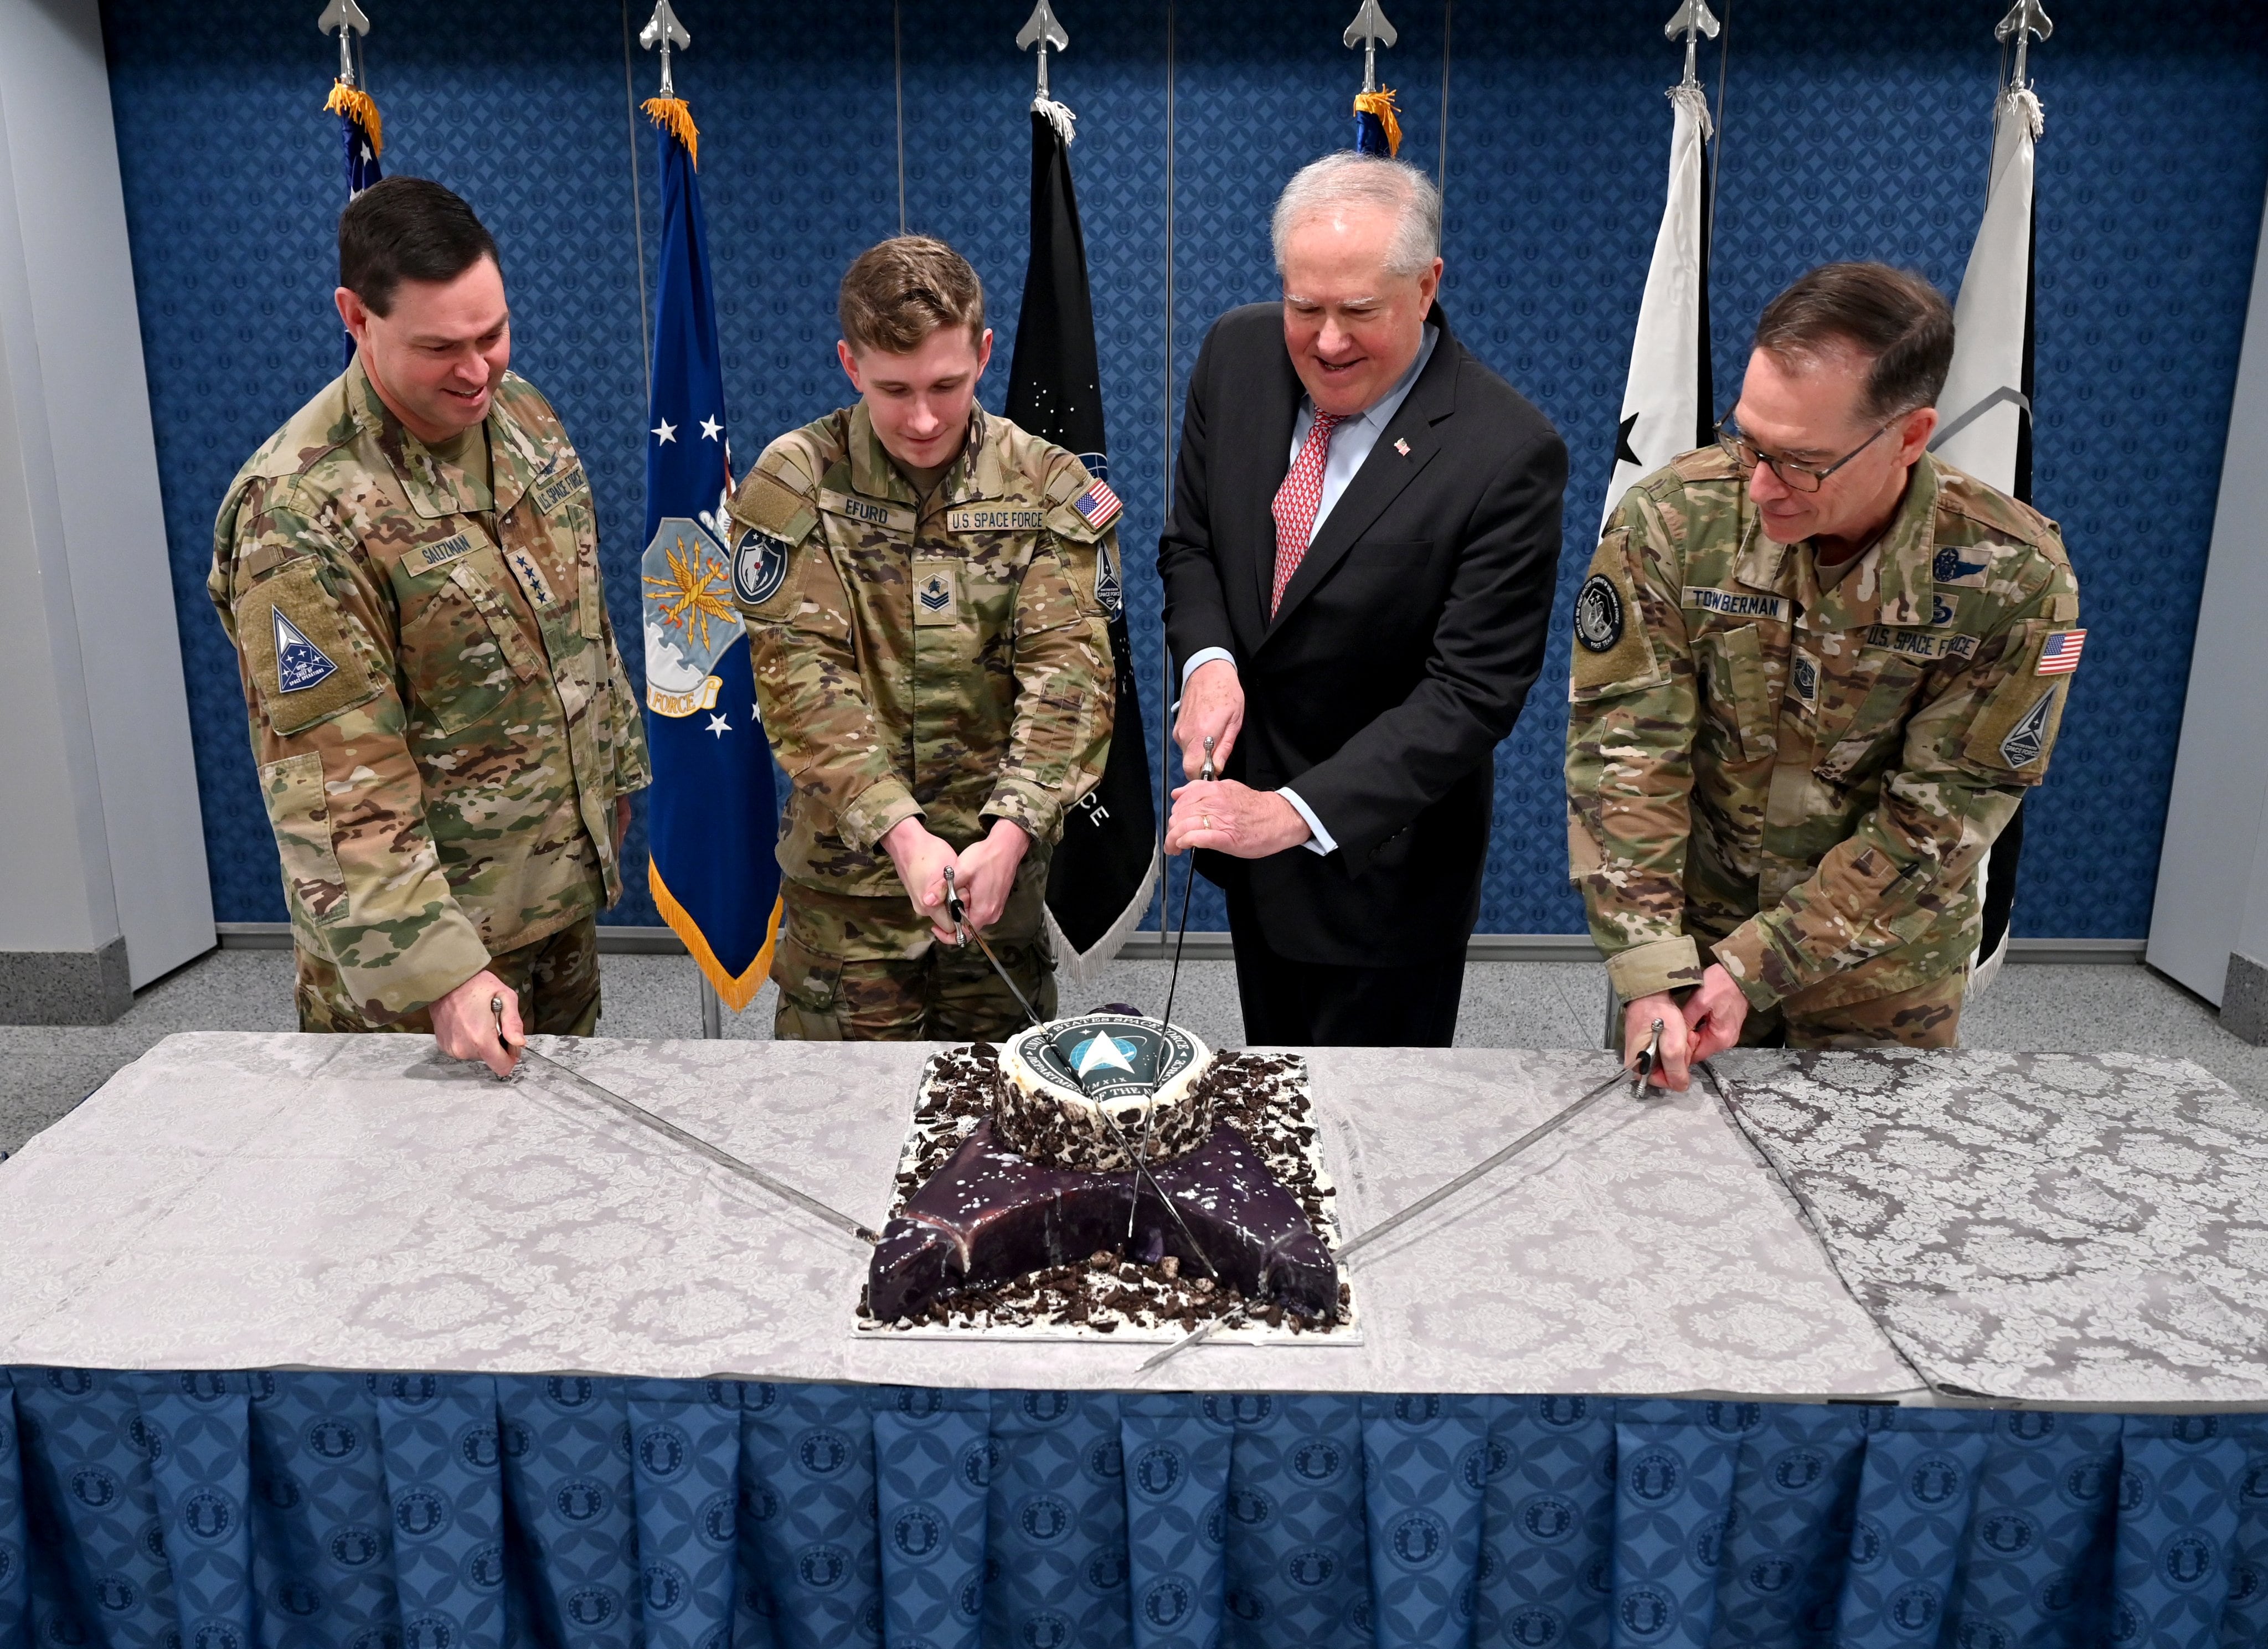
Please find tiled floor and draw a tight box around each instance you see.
[1,946,2259,1157]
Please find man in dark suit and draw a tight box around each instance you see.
[1159,153,1567,1046]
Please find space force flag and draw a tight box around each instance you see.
[1007,100,1159,980]
[638,90,781,1012]
[1933,32,2049,994]
[1601,75,1714,531]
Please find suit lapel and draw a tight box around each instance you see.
[1266,315,1460,638]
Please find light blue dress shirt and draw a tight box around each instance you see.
[1179,324,1440,856]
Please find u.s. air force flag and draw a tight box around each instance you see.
[1007,98,1158,980]
[1934,73,2048,994]
[638,92,780,1012]
[1601,76,1714,530]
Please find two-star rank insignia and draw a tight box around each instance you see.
[272,608,339,693]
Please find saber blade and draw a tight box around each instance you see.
[944,867,1045,1029]
[1139,1023,1666,1374]
[493,1000,880,1247]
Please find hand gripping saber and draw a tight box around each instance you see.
[491,997,880,1248]
[1139,1019,1668,1373]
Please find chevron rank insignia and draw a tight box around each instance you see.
[1071,480,1122,533]
[914,563,958,626]
[272,607,339,693]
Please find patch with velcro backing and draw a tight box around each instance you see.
[1963,622,2070,777]
[733,471,818,547]
[236,562,379,736]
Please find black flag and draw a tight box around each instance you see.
[1006,104,1159,978]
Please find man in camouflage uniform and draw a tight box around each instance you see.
[1566,263,2081,1086]
[729,236,1116,1040]
[211,178,647,1077]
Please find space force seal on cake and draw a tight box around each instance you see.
[995,1014,1214,1172]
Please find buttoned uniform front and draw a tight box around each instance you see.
[210,360,650,1029]
[1564,448,2081,1043]
[727,402,1117,1039]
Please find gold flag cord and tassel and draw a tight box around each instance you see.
[1354,86,1402,156]
[642,96,701,168]
[324,80,384,153]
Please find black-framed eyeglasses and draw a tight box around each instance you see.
[1716,414,1891,494]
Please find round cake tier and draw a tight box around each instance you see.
[995,1014,1214,1173]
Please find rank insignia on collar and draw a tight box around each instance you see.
[1071,479,1122,533]
[272,608,338,693]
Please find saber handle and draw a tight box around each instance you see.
[942,865,1045,1029]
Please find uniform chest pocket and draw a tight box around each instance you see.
[1815,652,1927,787]
[401,565,544,738]
[1695,624,1775,760]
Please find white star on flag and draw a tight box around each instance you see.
[652,419,677,445]
[1072,1034,1137,1079]
[705,712,731,737]
[699,416,723,442]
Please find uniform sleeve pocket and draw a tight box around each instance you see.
[260,752,347,925]
[1962,621,2070,782]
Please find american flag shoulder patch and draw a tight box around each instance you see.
[1071,480,1122,533]
[2035,628,2086,676]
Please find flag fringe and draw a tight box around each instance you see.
[643,96,701,169]
[1033,96,1078,147]
[1353,88,1402,157]
[2002,85,2045,140]
[1667,80,1714,142]
[650,858,777,1014]
[1045,845,1162,990]
[325,81,384,155]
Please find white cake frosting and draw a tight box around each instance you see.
[995,1013,1214,1172]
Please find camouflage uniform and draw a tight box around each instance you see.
[210,360,649,1030]
[727,403,1117,1040]
[1565,450,2081,1048]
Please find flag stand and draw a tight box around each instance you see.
[699,975,723,1039]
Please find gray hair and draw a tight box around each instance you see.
[1270,152,1442,279]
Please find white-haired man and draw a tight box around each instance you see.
[1160,153,1568,1045]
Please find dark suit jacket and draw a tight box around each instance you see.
[1158,302,1567,966]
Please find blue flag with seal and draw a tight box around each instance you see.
[638,85,781,1012]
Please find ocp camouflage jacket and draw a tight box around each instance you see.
[210,361,648,1021]
[728,403,1116,907]
[1565,449,2081,1011]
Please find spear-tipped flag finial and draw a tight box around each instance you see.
[318,0,370,87]
[1343,0,1397,94]
[1663,0,1719,88]
[641,0,691,100]
[1017,0,1070,108]
[1995,0,2052,90]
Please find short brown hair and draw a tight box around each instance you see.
[339,177,499,317]
[1754,262,1955,419]
[838,236,985,354]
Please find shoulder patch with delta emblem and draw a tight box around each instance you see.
[1094,544,1123,616]
[1071,479,1122,533]
[1999,693,2054,767]
[273,607,338,693]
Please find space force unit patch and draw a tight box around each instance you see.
[732,527,791,607]
[272,608,339,693]
[1999,693,2054,767]
[1574,574,1623,653]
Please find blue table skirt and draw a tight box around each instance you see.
[0,1371,2261,1649]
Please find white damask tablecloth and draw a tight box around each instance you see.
[0,1033,1918,1399]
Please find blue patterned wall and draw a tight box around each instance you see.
[101,1,2268,940]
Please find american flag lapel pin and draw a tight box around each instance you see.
[1394,437,1411,457]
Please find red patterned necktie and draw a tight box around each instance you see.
[1270,410,1344,618]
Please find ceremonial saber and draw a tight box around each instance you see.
[1140,1021,1668,1374]
[491,998,882,1247]
[943,867,1047,1030]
